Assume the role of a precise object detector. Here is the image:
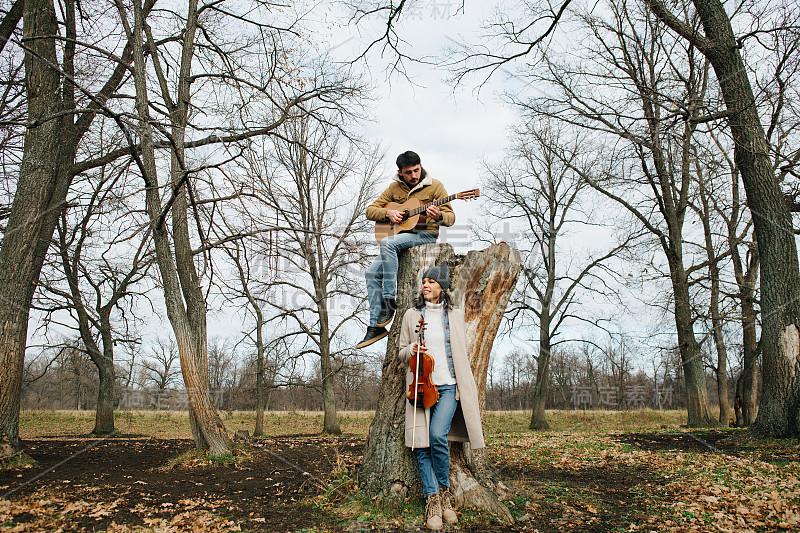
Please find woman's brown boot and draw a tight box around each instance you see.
[425,493,443,530]
[440,488,458,524]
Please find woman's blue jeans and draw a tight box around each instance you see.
[415,384,458,497]
[365,231,436,326]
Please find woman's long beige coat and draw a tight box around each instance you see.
[399,307,485,449]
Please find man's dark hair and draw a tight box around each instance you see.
[396,151,421,170]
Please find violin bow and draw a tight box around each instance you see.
[411,317,425,451]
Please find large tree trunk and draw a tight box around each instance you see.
[529,312,552,430]
[693,0,800,437]
[89,316,116,435]
[649,0,800,438]
[254,312,266,437]
[94,352,116,434]
[633,34,715,427]
[131,0,232,456]
[0,0,66,453]
[359,242,520,522]
[670,258,716,427]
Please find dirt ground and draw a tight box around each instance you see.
[0,430,794,532]
[1,434,361,532]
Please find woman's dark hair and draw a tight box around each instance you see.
[415,289,453,310]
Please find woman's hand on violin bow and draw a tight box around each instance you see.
[409,340,428,357]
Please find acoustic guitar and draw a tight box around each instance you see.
[374,189,480,242]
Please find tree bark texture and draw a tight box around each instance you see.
[735,290,760,426]
[690,0,800,437]
[130,0,232,456]
[529,311,552,430]
[0,0,65,453]
[648,0,800,437]
[358,242,520,522]
[737,259,760,427]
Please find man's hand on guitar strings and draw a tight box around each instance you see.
[387,209,404,224]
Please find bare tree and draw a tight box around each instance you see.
[0,0,148,453]
[140,337,181,393]
[121,0,366,454]
[480,120,630,429]
[493,1,724,426]
[712,144,761,426]
[240,118,381,434]
[692,159,734,424]
[644,0,800,437]
[31,164,153,434]
[124,0,235,454]
[217,230,316,433]
[217,239,276,436]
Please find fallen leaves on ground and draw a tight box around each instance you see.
[487,430,800,532]
[0,493,243,532]
[2,425,798,532]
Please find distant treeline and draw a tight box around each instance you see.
[22,342,757,414]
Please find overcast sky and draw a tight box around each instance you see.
[322,1,520,252]
[31,1,659,381]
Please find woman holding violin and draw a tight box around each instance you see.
[398,265,485,530]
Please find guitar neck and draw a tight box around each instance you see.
[409,194,458,216]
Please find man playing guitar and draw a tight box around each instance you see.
[356,151,455,349]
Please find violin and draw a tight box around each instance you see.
[406,316,439,409]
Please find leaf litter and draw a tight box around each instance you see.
[1,419,798,532]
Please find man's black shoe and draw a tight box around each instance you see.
[376,298,397,328]
[356,326,388,349]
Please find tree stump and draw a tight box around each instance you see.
[358,242,521,522]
